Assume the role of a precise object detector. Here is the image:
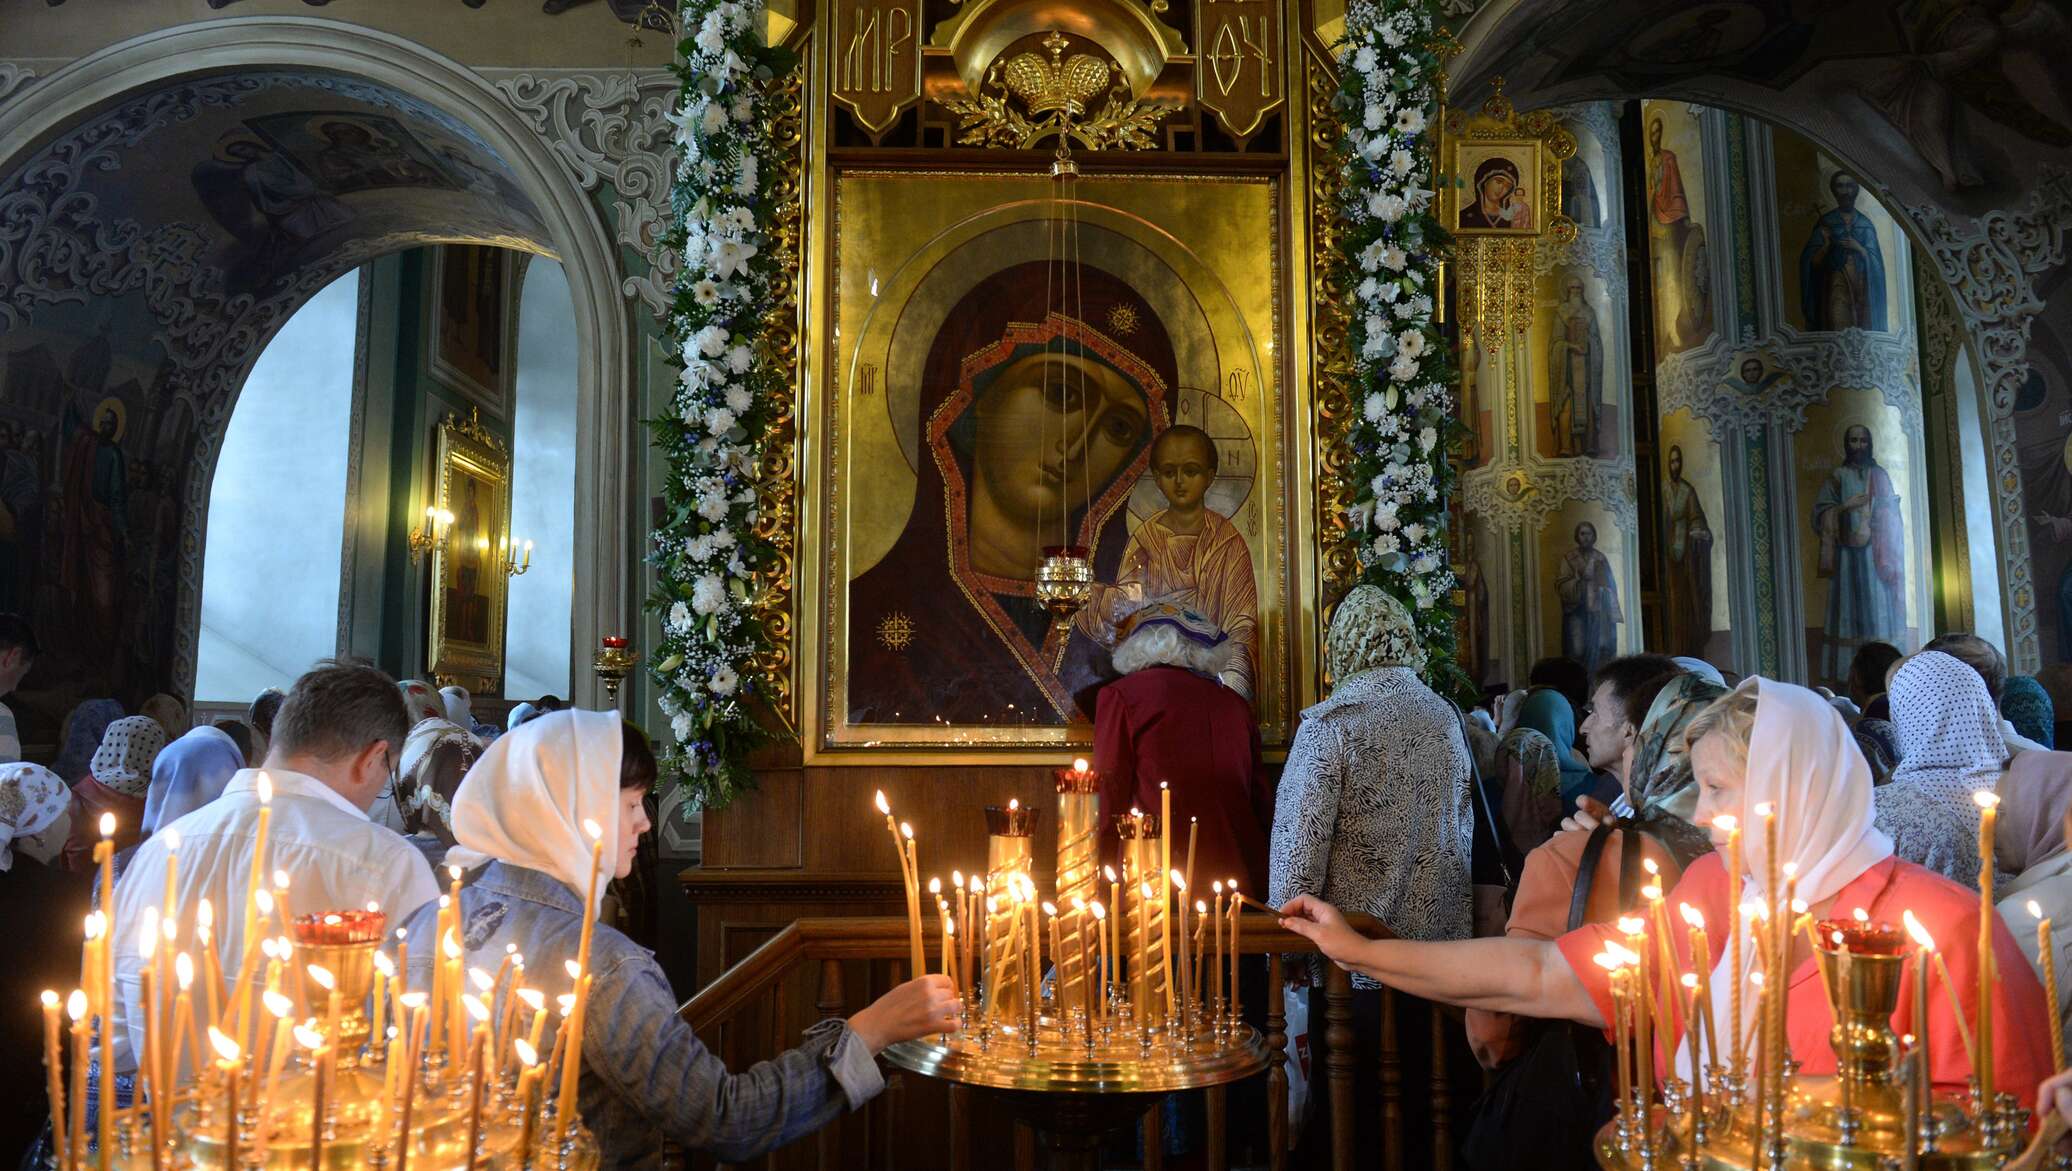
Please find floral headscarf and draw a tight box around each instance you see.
[53,700,124,785]
[90,716,169,799]
[0,763,71,872]
[399,680,445,725]
[1627,672,1726,865]
[1324,585,1422,683]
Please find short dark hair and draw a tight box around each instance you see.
[213,719,257,762]
[536,695,565,712]
[1152,425,1219,472]
[621,721,658,791]
[1621,671,1682,732]
[248,689,286,737]
[1923,633,2006,703]
[1845,642,1906,704]
[272,659,409,762]
[0,613,38,658]
[1528,657,1591,717]
[1592,654,1684,706]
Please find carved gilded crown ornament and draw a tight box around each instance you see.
[1438,77,1577,349]
[941,29,1175,150]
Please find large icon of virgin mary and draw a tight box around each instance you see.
[847,260,1176,726]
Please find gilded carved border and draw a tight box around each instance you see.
[754,65,807,730]
[1305,43,1357,605]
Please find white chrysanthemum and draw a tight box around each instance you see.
[670,711,696,741]
[1389,149,1418,178]
[705,407,737,435]
[1388,353,1420,381]
[1363,103,1384,131]
[710,665,739,696]
[695,325,730,357]
[699,102,728,136]
[1398,329,1426,358]
[1401,522,1427,545]
[725,386,752,413]
[667,600,693,634]
[1354,46,1378,73]
[1380,246,1408,271]
[692,574,727,615]
[1363,393,1386,422]
[724,345,753,373]
[1373,193,1407,222]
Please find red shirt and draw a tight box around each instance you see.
[1556,853,2055,1108]
[1093,667,1269,895]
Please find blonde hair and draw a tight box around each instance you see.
[1683,680,1760,769]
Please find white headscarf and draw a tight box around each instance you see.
[1874,651,2008,883]
[444,709,624,913]
[440,686,473,729]
[0,763,71,872]
[92,716,169,799]
[1677,678,1893,1078]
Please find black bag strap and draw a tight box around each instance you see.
[1567,820,1618,933]
[1452,701,1516,891]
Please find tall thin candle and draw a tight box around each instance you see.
[238,777,274,1041]
[93,815,114,1167]
[1090,901,1109,1022]
[1904,911,1934,1147]
[66,993,87,1171]
[2031,901,2064,1071]
[1714,814,1743,1081]
[208,1029,242,1171]
[874,792,926,979]
[1160,782,1173,1018]
[41,992,65,1171]
[1211,882,1225,1012]
[1974,790,1998,1107]
[514,1040,543,1171]
[554,819,606,1146]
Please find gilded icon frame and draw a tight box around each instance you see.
[1447,137,1547,236]
[426,410,511,693]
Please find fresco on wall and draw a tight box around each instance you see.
[1532,266,1620,459]
[1658,410,1728,666]
[1458,514,1502,689]
[1774,131,1904,335]
[1460,319,1506,469]
[1641,101,1714,356]
[2013,319,2072,712]
[1540,502,1628,679]
[1796,388,1922,689]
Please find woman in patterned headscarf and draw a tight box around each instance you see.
[2003,675,2056,751]
[52,699,124,786]
[1874,650,2009,885]
[2,763,91,1153]
[1269,585,1474,1166]
[1624,671,1727,866]
[61,715,166,873]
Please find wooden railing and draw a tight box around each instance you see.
[676,912,1464,1171]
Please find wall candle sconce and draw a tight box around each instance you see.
[501,535,534,578]
[409,507,455,563]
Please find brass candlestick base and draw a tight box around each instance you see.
[1594,1078,2012,1171]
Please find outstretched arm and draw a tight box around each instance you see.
[1278,894,1602,1026]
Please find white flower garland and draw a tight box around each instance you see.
[1333,0,1468,697]
[652,0,787,804]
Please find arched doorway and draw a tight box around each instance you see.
[0,18,636,727]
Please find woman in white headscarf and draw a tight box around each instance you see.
[396,710,481,871]
[2,763,90,1153]
[1874,650,2010,885]
[140,725,245,837]
[397,710,958,1166]
[1279,677,2055,1124]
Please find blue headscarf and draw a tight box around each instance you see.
[1513,688,1595,809]
[2002,675,2055,750]
[53,699,124,785]
[141,726,245,836]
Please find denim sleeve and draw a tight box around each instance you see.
[581,949,886,1162]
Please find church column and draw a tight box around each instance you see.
[1458,101,1642,690]
[1642,103,1930,687]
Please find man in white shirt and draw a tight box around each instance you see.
[109,659,440,1074]
[0,613,34,762]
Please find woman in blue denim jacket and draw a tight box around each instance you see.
[398,709,957,1168]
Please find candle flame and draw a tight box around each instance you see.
[175,953,194,989]
[1041,901,1057,916]
[1853,907,1870,922]
[1608,942,1642,966]
[1903,909,1935,950]
[1227,878,1239,891]
[139,907,159,959]
[952,870,964,889]
[443,929,461,959]
[1679,904,1705,929]
[515,1038,539,1068]
[565,959,582,980]
[2030,899,2046,921]
[448,864,462,883]
[518,988,545,1011]
[1104,865,1117,883]
[874,790,891,815]
[1681,972,1698,989]
[254,889,274,916]
[1711,814,1737,833]
[294,1024,325,1051]
[259,938,279,961]
[1074,758,1089,773]
[264,989,292,1019]
[1593,952,1620,971]
[1069,896,1086,911]
[197,899,213,928]
[1975,789,2000,810]
[67,990,87,1021]
[1782,861,1798,878]
[399,992,427,1009]
[368,902,381,913]
[463,994,489,1023]
[1791,899,1808,914]
[1140,882,1156,899]
[1090,902,1106,921]
[1616,916,1645,935]
[208,1026,241,1062]
[469,967,493,992]
[1642,858,1660,876]
[97,811,115,838]
[82,912,102,942]
[556,994,575,1015]
[583,817,602,841]
[374,952,395,977]
[1902,1033,1915,1046]
[274,869,291,891]
[257,774,272,804]
[985,896,999,913]
[927,877,941,895]
[1749,971,1766,988]
[1640,884,1662,901]
[308,965,335,991]
[163,827,180,853]
[1171,871,1187,892]
[39,989,57,1009]
[1754,802,1773,817]
[1009,798,1019,811]
[1212,880,1224,894]
[1196,900,1208,913]
[900,822,913,841]
[944,917,956,937]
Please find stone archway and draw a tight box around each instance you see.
[0,17,635,707]
[1446,0,2072,674]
